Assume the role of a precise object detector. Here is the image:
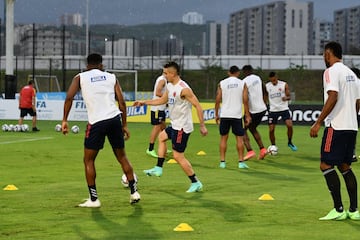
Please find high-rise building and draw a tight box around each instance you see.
[60,13,83,27]
[229,0,314,55]
[105,38,140,56]
[313,19,333,55]
[203,21,228,55]
[182,12,204,25]
[334,5,360,54]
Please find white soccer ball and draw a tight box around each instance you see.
[2,124,9,131]
[267,145,278,155]
[14,124,22,132]
[71,125,80,134]
[121,173,138,188]
[21,124,29,132]
[8,124,15,132]
[55,124,62,132]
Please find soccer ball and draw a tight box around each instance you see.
[121,173,138,188]
[21,124,29,132]
[55,124,62,132]
[8,124,15,132]
[267,145,278,155]
[2,124,9,131]
[71,125,80,134]
[14,124,22,132]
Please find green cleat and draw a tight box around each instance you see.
[238,162,249,169]
[347,210,360,220]
[219,161,226,169]
[146,149,158,158]
[143,166,163,177]
[319,208,347,220]
[186,181,203,193]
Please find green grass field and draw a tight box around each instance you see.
[1,120,360,239]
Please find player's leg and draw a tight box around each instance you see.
[147,110,165,157]
[144,127,169,177]
[338,131,359,220]
[319,127,346,220]
[232,119,248,168]
[30,109,39,131]
[107,115,140,204]
[283,110,297,151]
[219,118,230,168]
[18,108,25,125]
[269,124,276,145]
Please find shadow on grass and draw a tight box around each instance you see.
[73,205,161,240]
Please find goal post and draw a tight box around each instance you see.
[28,75,61,92]
[106,69,138,101]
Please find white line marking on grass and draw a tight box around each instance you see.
[0,137,54,145]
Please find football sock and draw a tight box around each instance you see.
[156,157,165,167]
[88,185,98,201]
[189,174,198,183]
[342,169,358,212]
[128,180,137,194]
[149,143,155,151]
[322,168,343,212]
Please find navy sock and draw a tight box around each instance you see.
[342,169,358,212]
[323,168,343,212]
[88,185,98,201]
[157,157,165,167]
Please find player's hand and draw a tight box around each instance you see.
[123,126,130,140]
[61,121,69,135]
[133,101,145,107]
[200,125,208,136]
[310,122,320,138]
[244,115,252,127]
[215,116,220,125]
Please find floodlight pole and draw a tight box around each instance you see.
[5,0,14,76]
[85,0,89,57]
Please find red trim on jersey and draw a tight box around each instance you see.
[324,127,333,152]
[324,69,330,83]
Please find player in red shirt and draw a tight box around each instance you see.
[18,80,40,131]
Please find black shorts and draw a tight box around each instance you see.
[20,108,36,118]
[244,110,266,129]
[268,110,291,124]
[165,126,190,153]
[219,118,244,136]
[84,115,124,150]
[320,127,357,166]
[151,110,166,125]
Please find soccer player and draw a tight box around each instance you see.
[215,65,251,169]
[62,53,140,207]
[265,71,297,151]
[18,80,40,131]
[310,41,360,220]
[146,73,167,158]
[241,65,268,160]
[351,67,360,163]
[134,61,208,193]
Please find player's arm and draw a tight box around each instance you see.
[32,89,36,111]
[133,90,168,106]
[182,88,208,136]
[282,83,291,101]
[155,78,166,97]
[115,79,130,140]
[62,74,80,135]
[243,84,251,126]
[310,90,338,138]
[214,83,222,125]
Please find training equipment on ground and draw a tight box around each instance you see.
[71,125,80,134]
[8,124,15,131]
[2,124,9,131]
[121,173,138,188]
[14,124,22,132]
[55,124,62,132]
[21,124,29,132]
[267,145,278,155]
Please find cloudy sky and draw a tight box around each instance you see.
[1,0,360,25]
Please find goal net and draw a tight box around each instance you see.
[106,69,138,101]
[28,75,61,92]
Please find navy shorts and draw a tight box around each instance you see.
[165,126,190,153]
[151,110,166,125]
[20,108,36,118]
[320,127,356,166]
[219,118,244,136]
[244,110,266,129]
[84,115,124,150]
[268,110,291,124]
